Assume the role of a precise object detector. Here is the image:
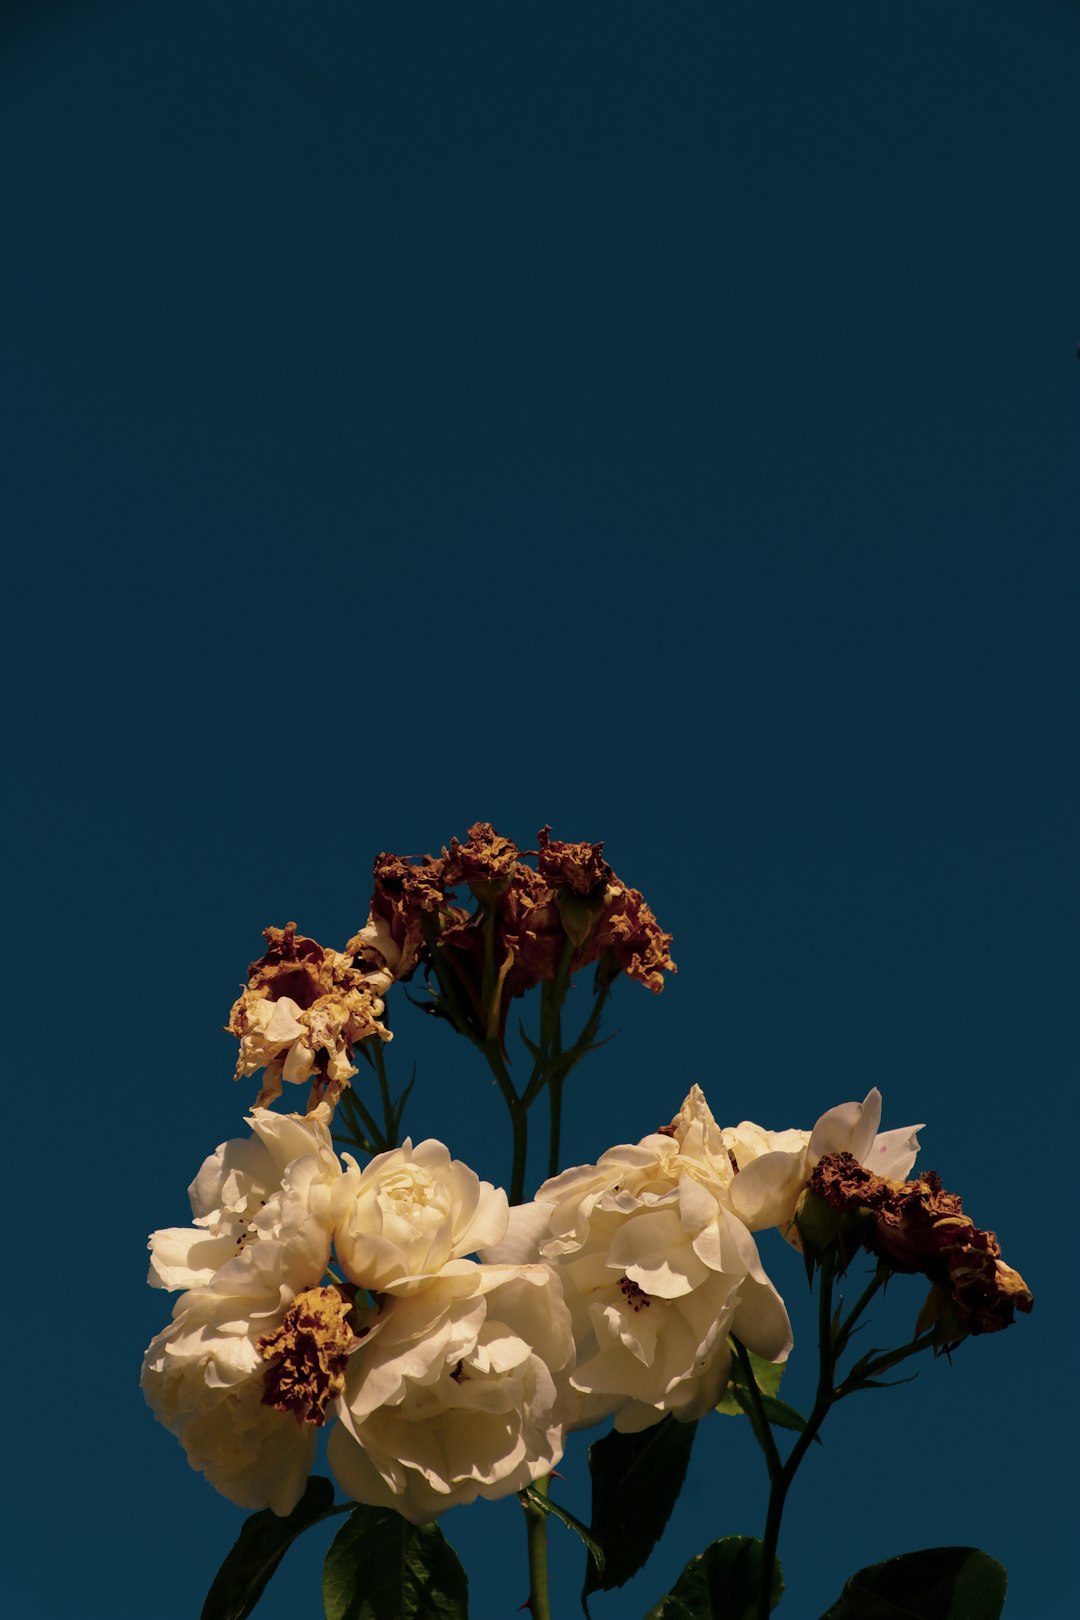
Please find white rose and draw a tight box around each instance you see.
[141,1258,353,1515]
[147,1106,339,1292]
[333,1139,509,1292]
[143,1114,348,1515]
[141,1302,314,1515]
[672,1085,923,1236]
[489,1129,792,1434]
[328,1261,573,1523]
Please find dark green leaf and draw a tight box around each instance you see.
[582,1415,697,1607]
[820,1547,1007,1620]
[643,1536,783,1620]
[201,1476,343,1620]
[322,1504,468,1620]
[519,1485,605,1574]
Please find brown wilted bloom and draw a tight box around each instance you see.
[432,824,675,1043]
[346,850,450,986]
[258,1285,358,1426]
[228,921,390,1108]
[590,883,675,994]
[809,1152,1033,1341]
[442,822,521,895]
[536,825,610,895]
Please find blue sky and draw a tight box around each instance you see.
[4,2,1077,1616]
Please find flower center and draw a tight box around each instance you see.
[257,1285,358,1426]
[618,1275,652,1312]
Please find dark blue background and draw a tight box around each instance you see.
[5,2,1076,1615]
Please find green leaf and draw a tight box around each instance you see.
[201,1476,344,1620]
[717,1343,785,1412]
[643,1536,783,1620]
[322,1504,468,1620]
[820,1547,1007,1619]
[717,1343,813,1436]
[582,1415,697,1606]
[733,1386,816,1437]
[519,1485,605,1574]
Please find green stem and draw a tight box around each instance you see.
[756,1258,837,1620]
[370,1038,397,1148]
[546,1075,564,1180]
[731,1336,782,1484]
[521,1474,552,1620]
[339,1086,384,1155]
[481,1038,529,1204]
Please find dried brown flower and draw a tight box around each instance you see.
[809,1152,1033,1341]
[258,1285,358,1426]
[536,826,610,895]
[228,921,390,1107]
[442,822,521,893]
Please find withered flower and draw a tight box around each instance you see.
[808,1152,1033,1342]
[442,821,521,897]
[536,826,610,895]
[258,1284,359,1427]
[228,921,390,1108]
[431,824,675,1043]
[346,850,450,984]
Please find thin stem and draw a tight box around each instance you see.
[756,1258,837,1620]
[481,1038,529,1205]
[338,1087,383,1155]
[730,1336,782,1484]
[831,1264,888,1360]
[754,1260,935,1620]
[546,1076,564,1180]
[370,1038,397,1148]
[520,1475,552,1620]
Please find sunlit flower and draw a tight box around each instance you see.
[486,1116,792,1433]
[332,1138,509,1293]
[147,1106,340,1291]
[328,1261,574,1522]
[671,1084,922,1237]
[142,1110,346,1513]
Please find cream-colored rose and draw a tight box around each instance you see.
[142,1305,317,1515]
[147,1107,340,1292]
[672,1085,923,1237]
[327,1261,573,1522]
[142,1114,346,1514]
[489,1128,792,1434]
[333,1139,509,1293]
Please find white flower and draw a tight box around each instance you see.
[328,1261,573,1522]
[488,1126,792,1434]
[142,1111,347,1515]
[142,1306,317,1515]
[672,1085,923,1236]
[147,1106,340,1292]
[332,1139,509,1293]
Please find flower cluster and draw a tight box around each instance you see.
[352,822,676,1045]
[142,1075,1032,1530]
[142,1110,573,1522]
[226,824,674,1105]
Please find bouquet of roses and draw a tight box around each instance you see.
[142,823,1031,1620]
